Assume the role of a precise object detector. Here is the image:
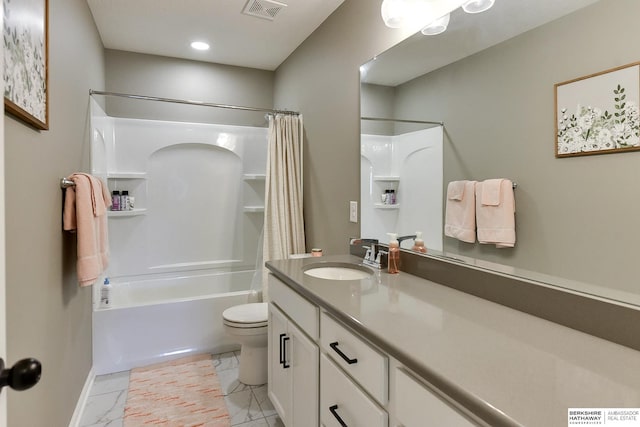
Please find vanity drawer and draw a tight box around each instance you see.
[320,311,388,404]
[320,354,387,427]
[395,368,477,427]
[268,274,319,340]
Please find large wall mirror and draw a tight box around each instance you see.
[360,0,640,307]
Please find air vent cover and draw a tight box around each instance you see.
[242,0,287,21]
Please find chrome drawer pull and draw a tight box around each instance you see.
[329,404,348,427]
[329,341,358,364]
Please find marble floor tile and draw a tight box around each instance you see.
[83,418,124,427]
[213,351,239,372]
[232,418,271,427]
[252,385,276,418]
[90,371,130,396]
[217,367,251,396]
[266,414,285,427]
[79,389,127,427]
[224,389,264,426]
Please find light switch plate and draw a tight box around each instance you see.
[349,201,358,223]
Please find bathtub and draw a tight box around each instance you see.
[92,270,255,375]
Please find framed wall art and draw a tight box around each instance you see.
[4,0,49,130]
[555,62,640,158]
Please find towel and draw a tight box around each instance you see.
[63,173,111,287]
[481,179,503,206]
[475,179,516,248]
[444,180,477,243]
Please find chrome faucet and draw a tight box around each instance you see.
[349,238,386,269]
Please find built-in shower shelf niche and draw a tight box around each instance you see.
[373,175,400,182]
[374,203,401,209]
[243,206,265,213]
[107,172,147,179]
[108,208,147,217]
[243,174,266,180]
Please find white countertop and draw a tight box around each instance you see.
[266,255,640,427]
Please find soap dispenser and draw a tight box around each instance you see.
[411,231,427,253]
[387,233,400,274]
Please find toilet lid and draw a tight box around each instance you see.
[223,302,268,327]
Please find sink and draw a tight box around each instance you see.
[303,264,373,280]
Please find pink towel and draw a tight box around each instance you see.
[481,179,503,206]
[63,173,111,287]
[475,179,516,248]
[444,181,477,243]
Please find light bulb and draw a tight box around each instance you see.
[462,0,495,14]
[381,0,412,28]
[421,13,450,35]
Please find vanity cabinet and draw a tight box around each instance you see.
[268,275,319,427]
[268,273,478,427]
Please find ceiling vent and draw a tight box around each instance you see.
[242,0,287,21]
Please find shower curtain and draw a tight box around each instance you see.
[262,114,305,299]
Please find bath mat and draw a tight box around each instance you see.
[124,354,231,426]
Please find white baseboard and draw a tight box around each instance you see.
[68,368,95,427]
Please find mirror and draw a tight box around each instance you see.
[360,0,640,307]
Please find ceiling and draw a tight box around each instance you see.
[87,0,345,71]
[361,0,599,87]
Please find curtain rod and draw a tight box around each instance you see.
[89,90,300,116]
[361,116,443,126]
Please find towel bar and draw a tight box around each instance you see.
[60,178,75,189]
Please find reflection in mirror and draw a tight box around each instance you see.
[360,117,443,251]
[360,0,640,307]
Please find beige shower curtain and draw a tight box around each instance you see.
[262,114,305,299]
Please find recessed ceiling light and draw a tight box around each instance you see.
[190,41,210,51]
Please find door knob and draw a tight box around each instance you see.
[0,357,42,393]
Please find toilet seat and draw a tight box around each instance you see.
[223,302,268,328]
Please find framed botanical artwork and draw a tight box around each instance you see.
[3,0,49,130]
[555,62,640,158]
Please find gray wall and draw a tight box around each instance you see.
[273,0,416,254]
[393,0,640,293]
[104,50,275,127]
[4,0,105,425]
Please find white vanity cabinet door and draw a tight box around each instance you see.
[320,354,387,427]
[268,302,319,427]
[268,304,291,422]
[395,368,477,427]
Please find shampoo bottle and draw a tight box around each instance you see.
[411,231,427,253]
[387,233,400,274]
[101,278,111,308]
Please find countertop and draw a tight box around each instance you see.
[266,255,640,427]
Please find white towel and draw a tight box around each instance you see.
[475,179,516,248]
[444,180,477,243]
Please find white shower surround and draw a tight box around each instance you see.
[90,99,267,372]
[360,126,443,251]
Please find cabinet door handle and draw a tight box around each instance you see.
[282,336,290,369]
[329,404,348,427]
[329,342,358,365]
[279,333,286,366]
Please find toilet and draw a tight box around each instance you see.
[222,302,269,385]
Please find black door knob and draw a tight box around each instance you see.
[0,357,42,392]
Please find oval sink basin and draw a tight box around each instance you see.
[303,265,372,280]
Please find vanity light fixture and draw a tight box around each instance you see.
[421,13,450,35]
[190,41,210,51]
[381,0,496,35]
[461,0,495,14]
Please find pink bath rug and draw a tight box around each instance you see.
[124,354,231,426]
